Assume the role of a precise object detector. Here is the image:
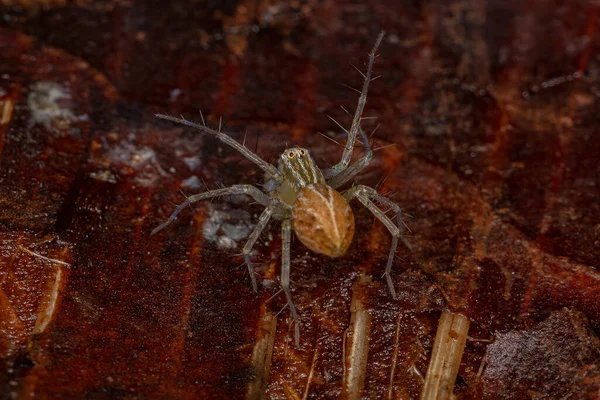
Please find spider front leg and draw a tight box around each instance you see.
[343,185,411,299]
[151,184,269,235]
[281,218,300,349]
[156,113,281,181]
[326,126,372,189]
[325,31,384,179]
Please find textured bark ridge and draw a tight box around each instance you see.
[1,1,599,399]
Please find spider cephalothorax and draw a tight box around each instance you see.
[152,32,411,348]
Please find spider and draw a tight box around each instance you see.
[152,31,411,348]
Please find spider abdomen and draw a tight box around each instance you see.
[292,184,354,257]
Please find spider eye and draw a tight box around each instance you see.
[300,149,306,155]
[288,151,295,158]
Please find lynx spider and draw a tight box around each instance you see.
[152,31,411,348]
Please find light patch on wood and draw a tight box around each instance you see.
[19,245,71,266]
[27,81,76,131]
[420,312,470,400]
[303,344,319,400]
[1,99,13,125]
[33,265,64,334]
[18,242,71,336]
[387,312,403,399]
[246,312,276,400]
[343,274,371,399]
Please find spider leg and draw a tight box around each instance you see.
[155,113,281,182]
[326,126,372,189]
[325,31,384,178]
[151,184,269,235]
[343,185,411,299]
[281,218,300,349]
[243,205,276,292]
[368,191,412,251]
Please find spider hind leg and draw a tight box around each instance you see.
[343,185,411,298]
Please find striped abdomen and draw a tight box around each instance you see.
[292,184,354,257]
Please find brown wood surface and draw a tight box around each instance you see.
[1,1,599,399]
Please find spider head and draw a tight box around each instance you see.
[278,147,325,189]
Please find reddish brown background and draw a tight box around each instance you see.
[1,1,599,399]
